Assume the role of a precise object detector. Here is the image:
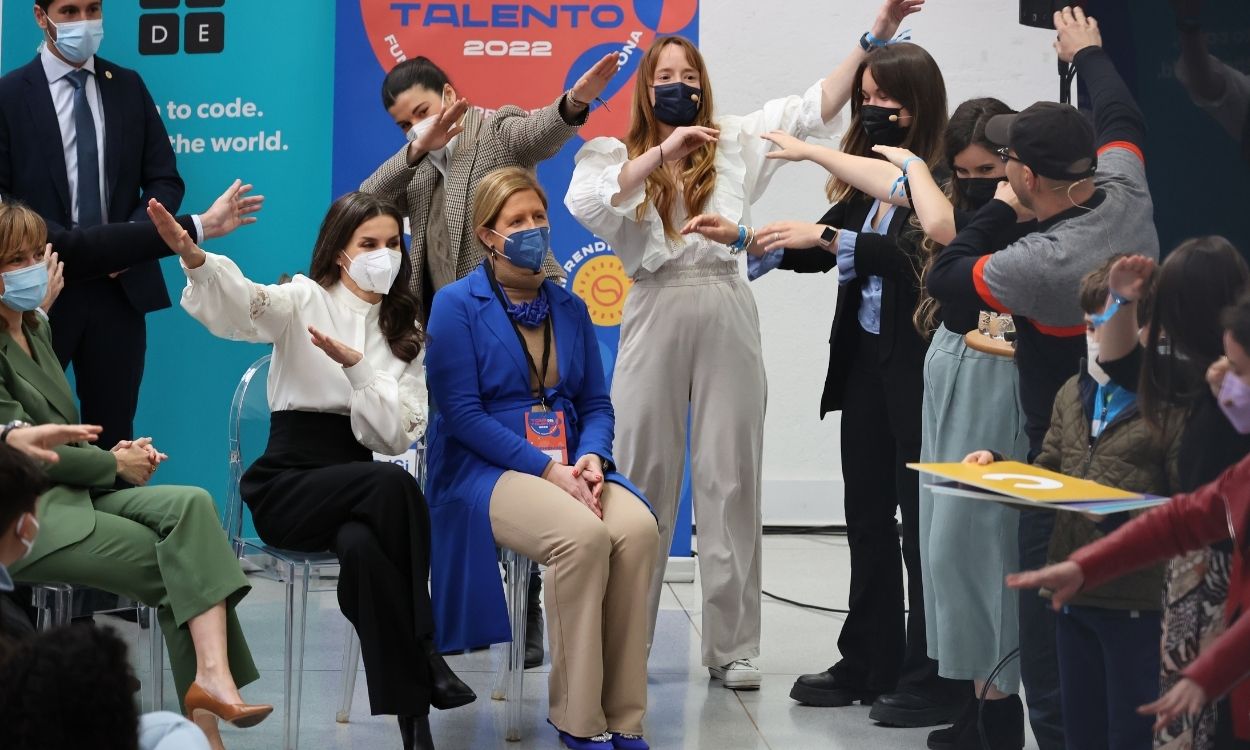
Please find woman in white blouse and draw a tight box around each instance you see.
[148,192,474,750]
[564,0,923,689]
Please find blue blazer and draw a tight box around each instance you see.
[0,55,184,314]
[425,263,650,652]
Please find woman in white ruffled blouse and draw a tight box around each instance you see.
[564,0,924,689]
[149,192,474,750]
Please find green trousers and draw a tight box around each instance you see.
[12,485,258,707]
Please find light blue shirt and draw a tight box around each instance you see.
[838,199,898,335]
[747,248,782,280]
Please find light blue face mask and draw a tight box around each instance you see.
[1,262,49,312]
[490,226,549,273]
[47,18,105,65]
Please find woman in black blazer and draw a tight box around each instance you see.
[688,41,960,725]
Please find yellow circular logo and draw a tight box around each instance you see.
[572,255,633,327]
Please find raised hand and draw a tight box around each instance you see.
[200,179,264,240]
[147,198,207,269]
[1006,560,1084,610]
[570,52,620,108]
[412,97,470,155]
[660,126,719,163]
[1138,678,1207,733]
[756,221,832,254]
[680,213,739,245]
[1208,356,1232,399]
[1054,5,1102,63]
[39,248,64,312]
[4,423,101,463]
[1107,255,1156,302]
[761,130,814,163]
[871,0,925,42]
[308,325,363,368]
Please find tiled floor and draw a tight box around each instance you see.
[116,533,1039,750]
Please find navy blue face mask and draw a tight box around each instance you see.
[652,82,701,127]
[490,226,549,273]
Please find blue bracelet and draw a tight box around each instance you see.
[888,158,922,198]
[863,28,913,49]
[728,224,747,251]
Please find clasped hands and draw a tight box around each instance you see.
[545,454,606,519]
[112,436,168,486]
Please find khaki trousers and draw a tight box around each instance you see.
[613,262,767,667]
[489,472,658,737]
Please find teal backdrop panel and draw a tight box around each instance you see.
[1,2,336,507]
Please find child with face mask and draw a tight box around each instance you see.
[966,257,1185,750]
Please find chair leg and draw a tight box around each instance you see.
[146,605,165,712]
[335,628,360,723]
[491,549,528,742]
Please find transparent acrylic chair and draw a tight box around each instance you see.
[224,354,362,750]
[29,583,165,711]
[492,548,532,742]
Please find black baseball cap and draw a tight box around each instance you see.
[985,102,1097,181]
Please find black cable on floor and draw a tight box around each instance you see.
[761,589,851,614]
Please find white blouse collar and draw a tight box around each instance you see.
[327,280,381,317]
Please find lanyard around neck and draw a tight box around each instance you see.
[487,264,552,407]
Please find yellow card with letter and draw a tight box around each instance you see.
[907,461,1166,516]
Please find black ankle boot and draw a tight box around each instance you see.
[525,570,544,669]
[927,697,975,750]
[398,714,436,750]
[952,694,1024,750]
[421,639,477,710]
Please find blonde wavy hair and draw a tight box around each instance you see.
[625,36,718,239]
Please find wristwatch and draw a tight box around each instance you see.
[817,226,838,247]
[2,420,32,444]
[858,32,874,52]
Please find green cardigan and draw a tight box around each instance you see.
[0,319,119,568]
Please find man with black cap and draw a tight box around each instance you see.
[928,7,1158,750]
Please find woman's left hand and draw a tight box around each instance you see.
[573,454,606,500]
[39,248,64,312]
[569,52,619,108]
[309,326,363,367]
[871,144,919,170]
[872,0,925,41]
[1138,678,1207,732]
[755,221,832,254]
[681,214,739,246]
[761,130,814,163]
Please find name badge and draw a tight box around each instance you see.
[526,409,569,465]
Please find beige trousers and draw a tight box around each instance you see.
[612,262,767,667]
[489,471,658,737]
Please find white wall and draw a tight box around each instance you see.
[699,2,1061,525]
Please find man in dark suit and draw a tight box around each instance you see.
[0,0,184,448]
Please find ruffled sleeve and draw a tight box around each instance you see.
[566,137,661,275]
[720,79,842,207]
[345,348,428,455]
[180,252,308,344]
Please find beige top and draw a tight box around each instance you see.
[517,318,560,393]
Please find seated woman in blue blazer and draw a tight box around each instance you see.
[425,167,659,750]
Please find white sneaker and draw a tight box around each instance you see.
[709,658,762,690]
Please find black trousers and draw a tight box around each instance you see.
[1018,508,1064,750]
[830,330,942,693]
[50,278,146,449]
[242,411,434,716]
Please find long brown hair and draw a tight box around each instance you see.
[625,36,718,239]
[913,98,1015,337]
[308,193,422,362]
[829,42,947,204]
[1140,236,1248,429]
[0,202,50,331]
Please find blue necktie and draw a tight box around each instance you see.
[66,69,102,228]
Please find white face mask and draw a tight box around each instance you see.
[404,88,453,147]
[341,248,402,294]
[15,513,39,560]
[1087,335,1111,386]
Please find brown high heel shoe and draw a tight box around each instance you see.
[184,682,274,728]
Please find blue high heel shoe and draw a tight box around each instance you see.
[610,732,650,750]
[548,719,613,749]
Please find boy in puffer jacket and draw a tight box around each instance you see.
[966,256,1185,750]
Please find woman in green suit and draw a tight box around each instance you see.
[0,201,271,750]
